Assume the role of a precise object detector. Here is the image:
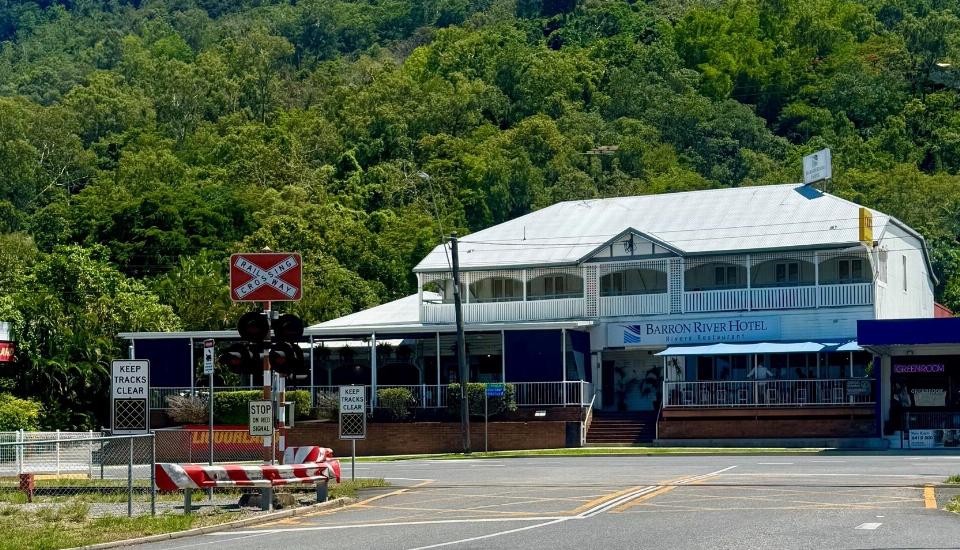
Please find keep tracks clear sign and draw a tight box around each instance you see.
[339,386,366,440]
[111,359,149,434]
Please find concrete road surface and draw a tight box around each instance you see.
[132,453,960,550]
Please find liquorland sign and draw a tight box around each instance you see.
[608,316,781,346]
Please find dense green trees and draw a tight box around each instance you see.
[1,0,959,427]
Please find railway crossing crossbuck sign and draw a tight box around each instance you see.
[230,253,303,302]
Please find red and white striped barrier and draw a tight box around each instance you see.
[155,446,340,492]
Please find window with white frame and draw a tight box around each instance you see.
[837,258,864,284]
[714,265,739,287]
[482,277,521,302]
[543,275,565,296]
[775,262,800,285]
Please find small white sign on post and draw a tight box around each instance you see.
[203,339,215,375]
[339,386,366,440]
[248,400,274,437]
[803,148,832,185]
[111,359,149,434]
[112,360,149,399]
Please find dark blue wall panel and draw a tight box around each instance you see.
[570,330,591,382]
[504,330,562,382]
[859,318,960,346]
[135,338,192,387]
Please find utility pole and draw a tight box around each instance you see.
[450,232,471,453]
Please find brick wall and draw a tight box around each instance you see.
[288,420,573,456]
[658,415,877,439]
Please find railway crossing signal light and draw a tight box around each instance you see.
[236,311,269,342]
[221,312,307,378]
[218,343,259,375]
[269,314,306,376]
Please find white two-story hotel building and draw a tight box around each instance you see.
[124,183,936,444]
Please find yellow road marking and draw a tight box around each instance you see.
[568,485,646,515]
[610,485,677,512]
[261,480,434,526]
[924,485,937,509]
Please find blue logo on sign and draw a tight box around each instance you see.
[624,325,644,344]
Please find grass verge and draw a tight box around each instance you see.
[947,496,960,514]
[329,478,390,499]
[0,504,244,550]
[355,447,836,461]
[946,474,960,484]
[0,478,386,550]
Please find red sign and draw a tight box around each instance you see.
[0,342,14,363]
[229,253,302,302]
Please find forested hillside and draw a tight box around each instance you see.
[1,0,959,428]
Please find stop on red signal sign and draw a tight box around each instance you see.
[229,253,303,302]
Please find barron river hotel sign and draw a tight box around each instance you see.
[610,316,782,346]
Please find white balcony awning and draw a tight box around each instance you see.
[656,341,829,356]
[835,340,862,351]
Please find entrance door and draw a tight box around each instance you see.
[603,350,663,411]
[601,360,616,409]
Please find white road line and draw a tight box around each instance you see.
[405,518,571,550]
[205,517,568,535]
[577,486,659,518]
[210,464,744,549]
[855,522,882,530]
[676,465,739,484]
[162,532,274,549]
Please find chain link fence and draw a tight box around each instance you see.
[0,429,334,518]
[0,433,156,517]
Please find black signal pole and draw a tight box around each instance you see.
[450,233,471,453]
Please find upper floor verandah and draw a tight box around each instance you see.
[419,249,876,324]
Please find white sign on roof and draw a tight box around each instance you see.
[803,148,832,185]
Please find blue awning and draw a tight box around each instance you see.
[655,342,828,356]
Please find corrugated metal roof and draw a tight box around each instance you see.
[308,292,595,334]
[310,292,432,329]
[415,184,891,271]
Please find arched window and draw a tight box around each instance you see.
[818,255,870,285]
[684,262,747,291]
[469,276,523,303]
[751,259,816,287]
[527,273,584,300]
[600,268,667,296]
[422,278,459,304]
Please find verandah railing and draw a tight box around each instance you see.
[150,381,595,412]
[663,379,874,408]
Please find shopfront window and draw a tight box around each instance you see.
[891,357,957,411]
[852,352,872,378]
[822,352,849,379]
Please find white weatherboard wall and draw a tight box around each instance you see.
[589,306,873,352]
[875,223,934,320]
